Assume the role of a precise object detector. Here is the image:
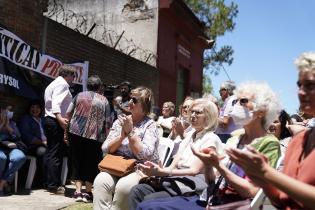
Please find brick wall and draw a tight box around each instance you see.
[44,18,159,103]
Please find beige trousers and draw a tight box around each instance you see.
[93,171,142,210]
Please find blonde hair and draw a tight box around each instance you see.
[295,52,315,72]
[189,98,218,132]
[131,86,153,115]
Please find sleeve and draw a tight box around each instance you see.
[51,83,69,114]
[223,97,234,117]
[135,121,159,161]
[101,119,122,153]
[19,117,36,145]
[254,137,281,168]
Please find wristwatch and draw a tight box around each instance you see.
[127,129,136,138]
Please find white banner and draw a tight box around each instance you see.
[0,26,88,86]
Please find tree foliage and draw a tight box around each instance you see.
[184,0,238,75]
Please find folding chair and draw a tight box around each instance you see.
[158,137,174,167]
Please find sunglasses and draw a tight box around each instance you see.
[232,98,249,106]
[131,97,139,104]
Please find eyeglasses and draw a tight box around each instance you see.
[191,109,204,116]
[219,88,227,92]
[131,97,139,104]
[182,105,190,109]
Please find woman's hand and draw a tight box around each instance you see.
[226,145,270,186]
[191,145,224,168]
[138,161,162,177]
[119,114,133,136]
[171,118,184,139]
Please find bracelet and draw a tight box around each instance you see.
[127,129,136,138]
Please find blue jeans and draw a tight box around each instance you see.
[0,149,26,182]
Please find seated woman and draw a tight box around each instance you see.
[0,106,26,196]
[129,98,224,210]
[19,101,47,157]
[168,97,194,141]
[227,52,315,210]
[157,102,175,137]
[93,86,160,210]
[268,109,293,155]
[134,81,281,210]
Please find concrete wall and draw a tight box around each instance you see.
[45,0,158,66]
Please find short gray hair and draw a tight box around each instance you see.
[220,81,236,95]
[295,52,315,73]
[189,98,218,132]
[87,75,102,91]
[234,82,281,130]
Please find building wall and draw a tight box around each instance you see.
[45,0,158,66]
[0,0,159,118]
[44,18,159,103]
[157,1,205,109]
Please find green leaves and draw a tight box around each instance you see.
[184,0,238,75]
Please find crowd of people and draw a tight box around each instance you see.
[0,51,315,210]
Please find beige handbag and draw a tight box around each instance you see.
[98,154,136,177]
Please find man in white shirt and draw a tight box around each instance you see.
[216,81,241,143]
[44,65,76,194]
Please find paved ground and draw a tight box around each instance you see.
[0,185,77,210]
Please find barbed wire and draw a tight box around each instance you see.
[44,0,157,66]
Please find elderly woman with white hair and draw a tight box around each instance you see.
[227,52,315,210]
[133,82,282,210]
[128,98,224,210]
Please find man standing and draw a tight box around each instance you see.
[44,65,76,194]
[216,81,241,143]
[114,81,131,115]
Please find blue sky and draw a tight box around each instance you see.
[209,1,315,115]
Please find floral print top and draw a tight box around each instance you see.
[102,116,159,163]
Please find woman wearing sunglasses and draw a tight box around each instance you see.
[93,86,160,210]
[133,82,281,210]
[227,52,315,210]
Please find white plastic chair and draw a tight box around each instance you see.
[14,156,68,192]
[158,137,174,167]
[14,155,37,192]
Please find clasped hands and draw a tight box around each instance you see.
[118,114,133,138]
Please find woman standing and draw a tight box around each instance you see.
[93,86,159,210]
[66,75,111,202]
